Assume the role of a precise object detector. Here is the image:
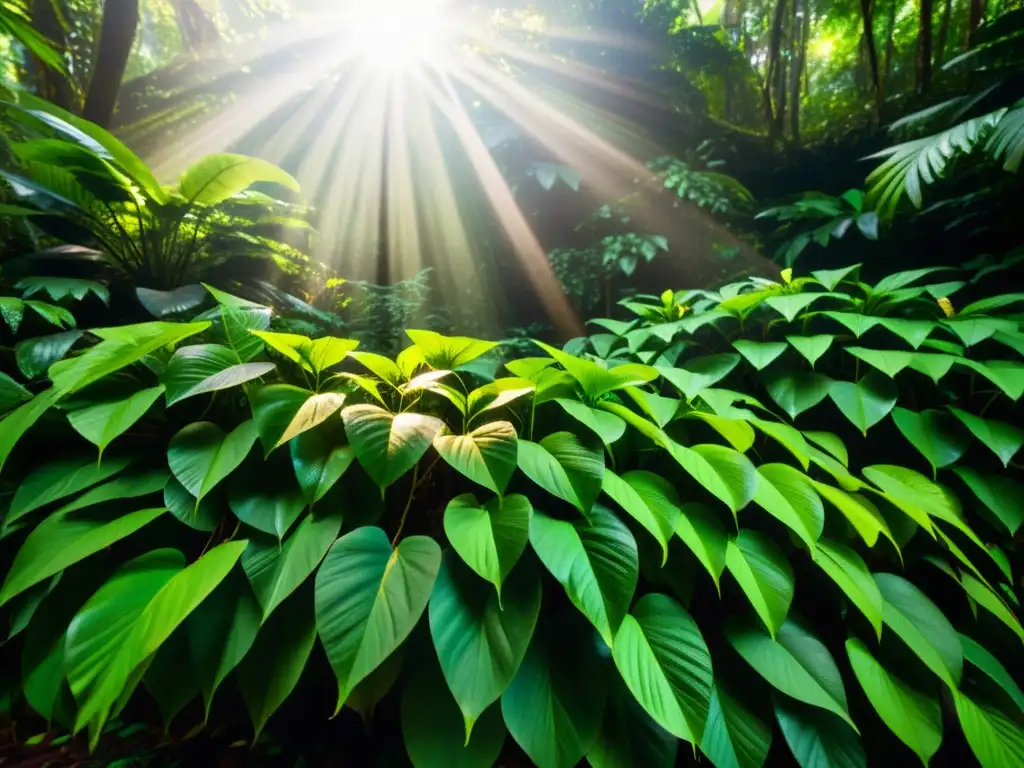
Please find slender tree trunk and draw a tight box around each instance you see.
[29,0,75,110]
[936,0,953,65]
[82,0,139,127]
[764,0,788,142]
[860,0,883,115]
[882,0,897,91]
[791,0,808,146]
[916,0,934,93]
[966,0,986,46]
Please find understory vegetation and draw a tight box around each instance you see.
[1,0,1024,766]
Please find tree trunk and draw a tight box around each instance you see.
[966,0,986,47]
[882,0,897,91]
[860,0,883,115]
[82,0,139,127]
[764,0,788,142]
[935,0,953,65]
[29,0,75,110]
[916,0,934,93]
[790,0,808,146]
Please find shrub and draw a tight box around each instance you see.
[0,265,1022,766]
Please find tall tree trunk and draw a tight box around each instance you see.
[860,0,883,115]
[916,0,934,93]
[764,0,788,142]
[936,0,953,65]
[29,0,74,110]
[882,0,897,91]
[82,0,139,127]
[791,0,808,146]
[966,0,986,46]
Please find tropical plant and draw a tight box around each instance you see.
[0,263,1022,765]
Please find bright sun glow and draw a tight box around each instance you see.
[349,0,452,71]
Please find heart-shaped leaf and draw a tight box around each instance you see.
[434,421,518,494]
[343,405,445,489]
[659,354,741,400]
[829,373,897,434]
[786,335,835,368]
[517,432,604,513]
[290,427,356,506]
[167,420,257,503]
[948,408,1023,467]
[67,386,165,461]
[765,371,833,420]
[275,392,346,448]
[891,407,969,475]
[163,344,274,406]
[443,493,531,596]
[733,340,787,370]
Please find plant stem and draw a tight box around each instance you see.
[391,463,420,546]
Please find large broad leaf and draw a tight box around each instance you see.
[829,373,898,434]
[8,455,130,523]
[690,444,759,515]
[291,428,356,506]
[167,420,258,503]
[342,404,445,489]
[749,419,812,470]
[0,507,164,606]
[733,340,787,371]
[164,478,226,532]
[236,588,316,741]
[430,554,540,737]
[0,371,31,413]
[951,467,1024,535]
[845,347,915,377]
[407,330,499,370]
[179,153,298,205]
[49,322,209,394]
[813,482,893,548]
[753,464,824,549]
[862,465,975,543]
[274,392,346,448]
[874,573,962,688]
[601,470,677,563]
[0,387,62,473]
[529,505,638,646]
[250,384,310,454]
[948,407,1023,467]
[163,344,274,406]
[774,697,865,768]
[556,398,627,446]
[891,407,969,475]
[53,469,167,516]
[434,421,518,494]
[589,675,678,768]
[16,330,82,379]
[823,312,881,338]
[658,354,741,400]
[813,540,882,639]
[534,340,657,398]
[517,432,604,513]
[959,573,1024,644]
[401,654,507,768]
[846,638,942,763]
[700,681,773,768]
[961,358,1024,401]
[960,634,1024,715]
[726,618,855,730]
[875,317,936,349]
[764,371,833,420]
[315,527,441,712]
[66,386,164,460]
[187,572,261,719]
[243,508,344,621]
[68,542,246,742]
[954,688,1024,768]
[501,616,606,768]
[725,530,794,639]
[443,493,531,597]
[786,335,835,368]
[613,593,714,743]
[228,454,306,540]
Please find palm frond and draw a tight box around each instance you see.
[986,99,1024,172]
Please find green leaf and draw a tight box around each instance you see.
[275,394,348,452]
[164,478,225,532]
[501,616,605,768]
[733,341,787,371]
[164,344,274,406]
[750,418,812,470]
[726,618,855,730]
[443,493,531,597]
[407,330,499,370]
[66,386,164,460]
[342,405,445,489]
[960,634,1024,715]
[943,317,1016,347]
[533,340,657,398]
[875,318,936,349]
[691,444,759,515]
[862,465,973,541]
[874,573,962,687]
[700,682,773,768]
[954,689,1024,768]
[813,265,862,290]
[250,384,309,454]
[49,322,210,394]
[401,655,507,768]
[143,629,197,730]
[70,542,246,740]
[813,540,882,639]
[517,432,604,513]
[959,573,1024,644]
[589,676,678,768]
[891,408,969,474]
[725,530,794,639]
[753,464,824,549]
[846,638,942,763]
[53,469,167,516]
[823,312,881,337]
[845,347,915,377]
[688,411,756,452]
[829,373,898,434]
[316,527,441,712]
[0,507,164,607]
[430,553,540,737]
[16,330,82,380]
[907,352,957,383]
[764,371,833,420]
[533,501,638,643]
[236,588,316,742]
[658,354,741,400]
[613,593,714,743]
[804,431,849,466]
[243,508,344,621]
[555,398,627,446]
[786,335,835,368]
[187,572,261,719]
[601,470,676,563]
[350,351,404,386]
[0,371,31,414]
[951,467,1024,535]
[434,421,518,494]
[948,408,1023,467]
[348,649,404,724]
[8,455,131,524]
[179,153,298,205]
[290,429,355,506]
[774,698,865,768]
[167,420,257,503]
[813,483,892,548]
